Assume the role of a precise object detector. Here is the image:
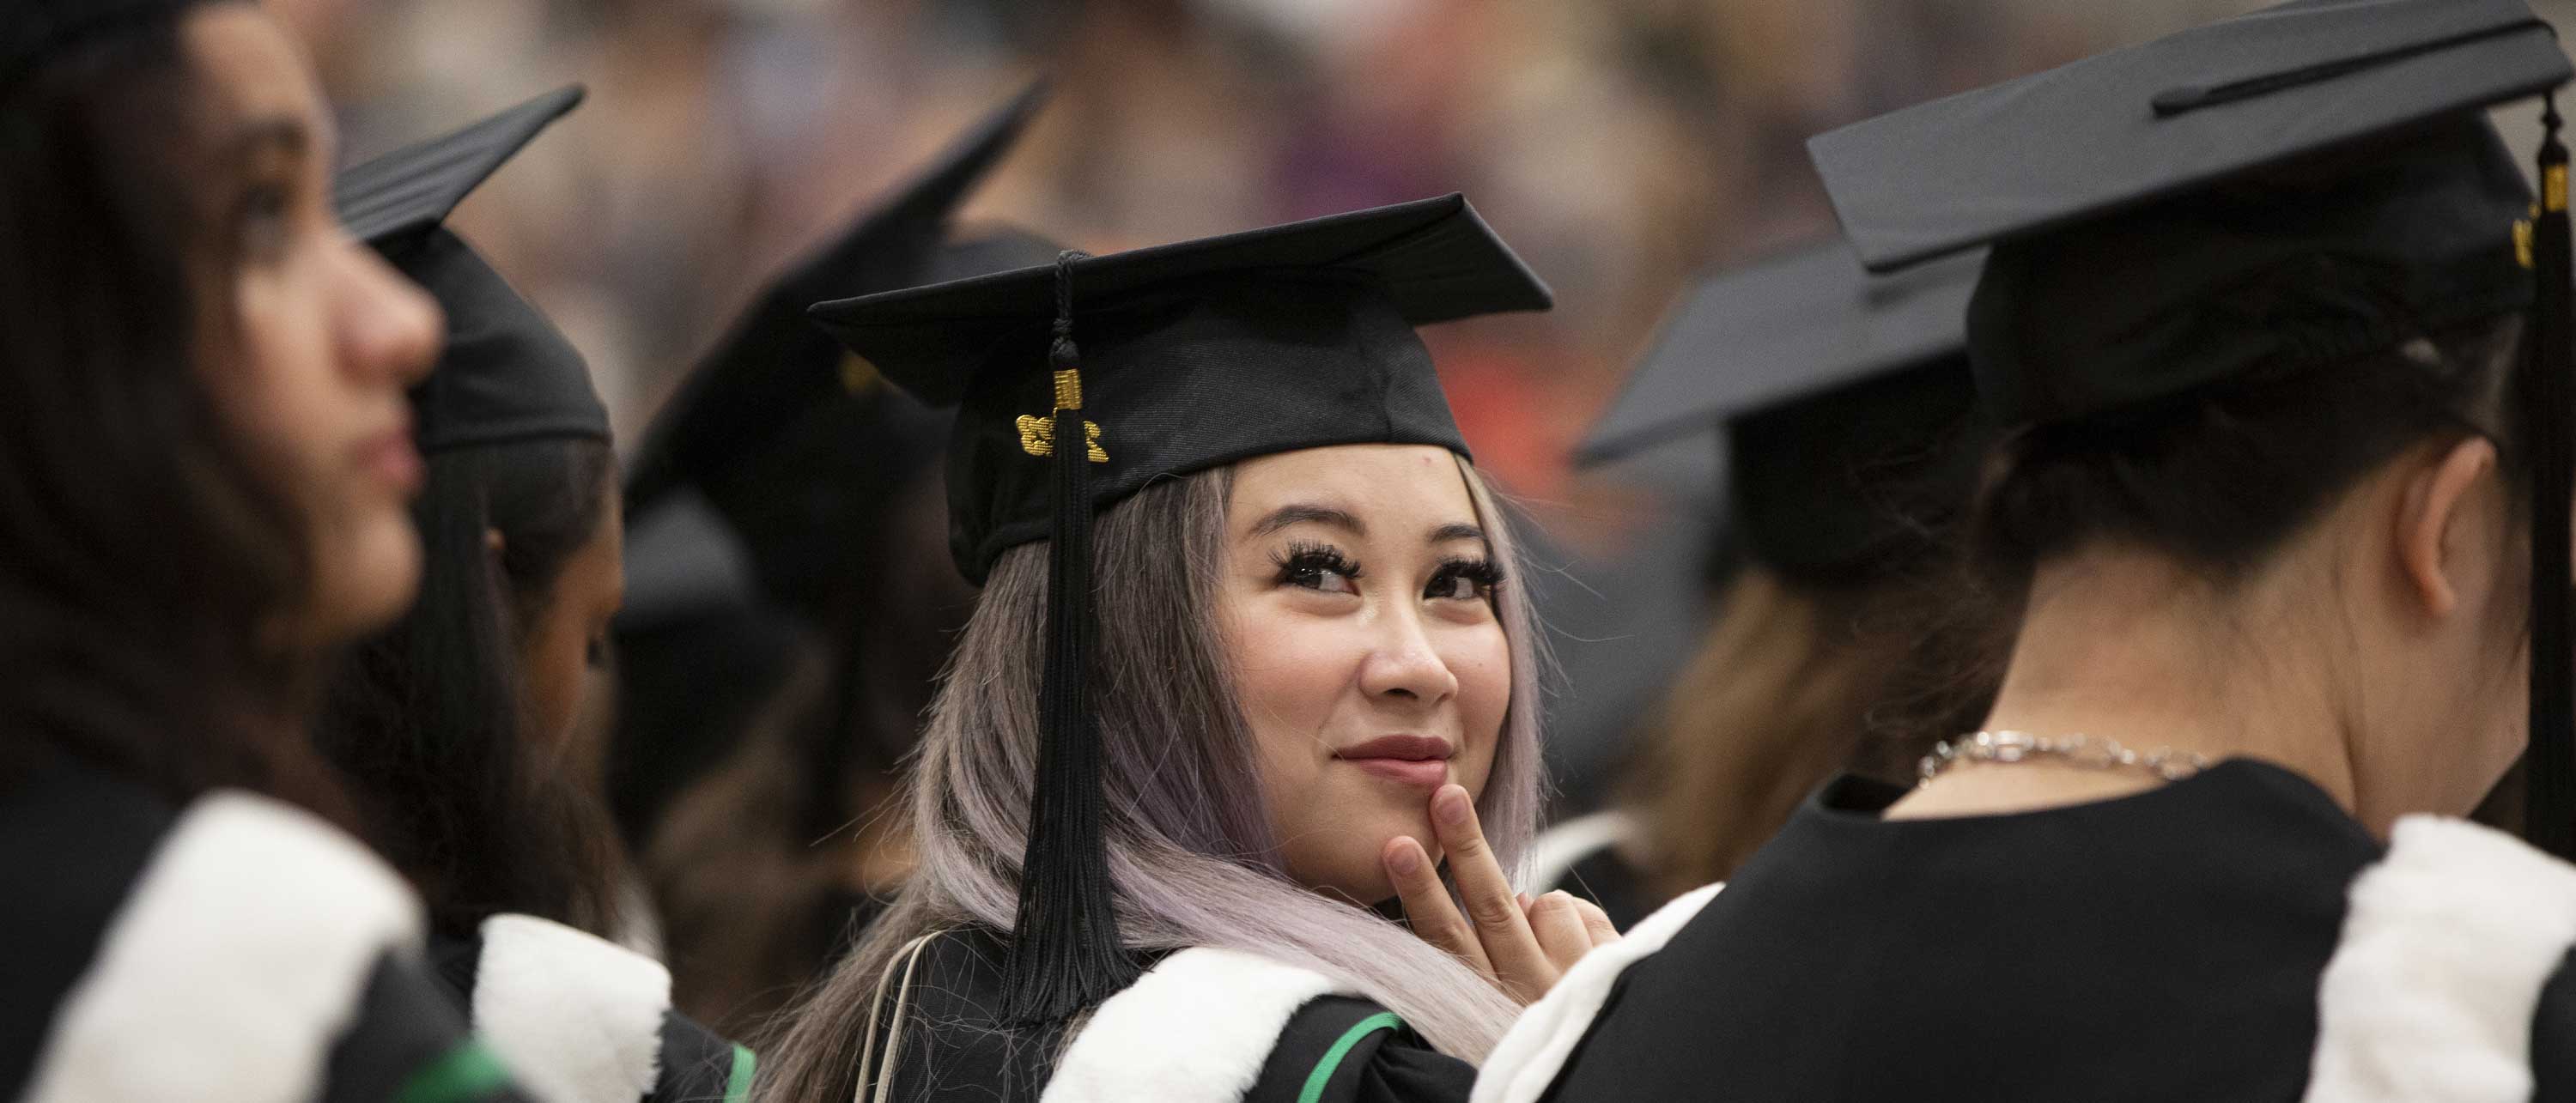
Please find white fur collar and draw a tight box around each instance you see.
[2305,815,2576,1102]
[1472,882,1722,1103]
[471,912,671,1103]
[23,792,422,1103]
[1041,947,1355,1103]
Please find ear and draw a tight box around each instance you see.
[2395,437,2501,620]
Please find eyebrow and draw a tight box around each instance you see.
[1250,505,1363,538]
[222,115,313,168]
[1248,504,1488,547]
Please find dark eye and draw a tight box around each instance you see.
[1425,557,1502,603]
[234,182,292,262]
[1273,542,1362,596]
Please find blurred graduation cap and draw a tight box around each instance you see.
[810,194,1552,1021]
[608,84,1054,847]
[1579,242,1985,585]
[337,86,608,452]
[621,82,1048,522]
[1808,0,2576,851]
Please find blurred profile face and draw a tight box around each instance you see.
[182,4,443,647]
[516,481,625,770]
[1219,445,1511,904]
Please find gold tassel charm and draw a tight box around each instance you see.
[1017,413,1107,462]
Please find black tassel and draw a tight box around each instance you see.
[2524,94,2576,860]
[1002,250,1137,1023]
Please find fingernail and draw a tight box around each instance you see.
[1437,786,1471,826]
[1388,840,1422,875]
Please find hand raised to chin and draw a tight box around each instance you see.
[1382,784,1619,1003]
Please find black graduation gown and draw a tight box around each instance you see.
[1,751,532,1103]
[860,927,1473,1103]
[1484,761,2576,1103]
[427,918,751,1103]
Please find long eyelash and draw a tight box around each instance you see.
[1433,556,1505,592]
[1271,540,1361,585]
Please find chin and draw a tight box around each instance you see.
[1284,799,1439,906]
[313,518,422,643]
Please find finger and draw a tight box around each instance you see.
[1528,892,1593,972]
[1571,898,1622,948]
[1383,835,1492,976]
[1430,785,1552,1000]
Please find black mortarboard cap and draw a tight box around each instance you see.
[1581,242,1985,584]
[1,0,199,90]
[336,87,609,453]
[1811,0,2576,855]
[621,82,1049,520]
[816,194,1551,582]
[810,194,1550,1021]
[1812,0,2567,274]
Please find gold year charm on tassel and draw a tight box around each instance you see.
[1018,368,1107,462]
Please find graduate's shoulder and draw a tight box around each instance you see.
[1,754,526,1103]
[1048,943,1467,1103]
[2312,815,2576,1101]
[447,912,756,1103]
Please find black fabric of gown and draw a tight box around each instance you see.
[863,927,1473,1103]
[1540,761,2576,1101]
[0,750,530,1103]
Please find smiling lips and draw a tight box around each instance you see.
[1335,735,1455,788]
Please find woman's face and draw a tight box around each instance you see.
[185,5,443,647]
[517,484,626,767]
[1220,445,1512,904]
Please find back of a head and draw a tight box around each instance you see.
[1580,240,2005,892]
[314,91,623,935]
[1969,119,2534,583]
[1807,0,2569,840]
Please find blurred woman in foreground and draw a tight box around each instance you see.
[0,3,532,1099]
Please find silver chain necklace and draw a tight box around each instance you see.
[1917,730,2214,788]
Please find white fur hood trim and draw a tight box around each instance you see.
[473,912,671,1103]
[1473,882,1722,1103]
[1524,812,1637,895]
[24,792,423,1103]
[2305,815,2576,1103]
[1042,947,1356,1103]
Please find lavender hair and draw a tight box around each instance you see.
[756,456,1547,1100]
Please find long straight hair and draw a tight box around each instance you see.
[759,457,1547,1101]
[316,438,626,937]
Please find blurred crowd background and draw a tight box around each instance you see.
[268,0,2480,807]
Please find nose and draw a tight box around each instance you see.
[1358,604,1460,705]
[335,239,442,388]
